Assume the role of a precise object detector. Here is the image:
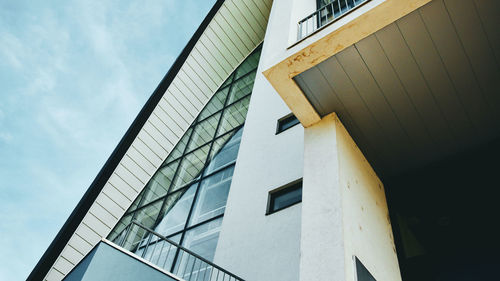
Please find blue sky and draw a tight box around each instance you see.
[0,0,215,279]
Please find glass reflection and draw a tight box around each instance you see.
[189,167,234,226]
[205,128,242,175]
[155,184,197,237]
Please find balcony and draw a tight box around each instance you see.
[64,222,244,281]
[297,0,370,41]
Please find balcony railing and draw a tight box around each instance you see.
[118,221,245,281]
[297,0,370,41]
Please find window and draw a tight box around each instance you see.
[276,113,300,134]
[267,179,303,214]
[355,256,376,281]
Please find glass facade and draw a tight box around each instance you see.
[107,45,262,275]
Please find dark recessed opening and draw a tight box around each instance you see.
[267,179,302,214]
[276,113,300,134]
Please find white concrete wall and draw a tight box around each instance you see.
[213,10,304,279]
[302,113,400,281]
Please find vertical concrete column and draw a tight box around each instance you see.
[301,113,401,281]
[301,114,346,281]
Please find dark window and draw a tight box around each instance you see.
[276,113,300,134]
[267,179,302,214]
[355,256,376,281]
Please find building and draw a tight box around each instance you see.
[28,0,500,280]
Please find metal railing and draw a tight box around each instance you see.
[118,221,245,281]
[297,0,369,41]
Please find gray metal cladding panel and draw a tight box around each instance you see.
[63,242,178,281]
[294,0,500,178]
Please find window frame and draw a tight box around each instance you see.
[266,178,303,215]
[275,113,300,134]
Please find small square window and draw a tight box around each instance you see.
[276,113,300,134]
[267,179,302,214]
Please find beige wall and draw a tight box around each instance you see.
[335,114,401,281]
[302,113,400,281]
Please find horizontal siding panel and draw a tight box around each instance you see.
[147,115,180,152]
[212,17,249,59]
[190,48,226,85]
[226,1,264,38]
[111,166,143,195]
[89,202,117,228]
[155,98,189,134]
[206,25,243,64]
[250,0,272,21]
[200,29,238,66]
[171,75,206,108]
[82,213,111,238]
[142,121,174,153]
[53,257,74,275]
[60,245,84,265]
[121,154,152,184]
[136,130,168,159]
[184,58,218,93]
[45,268,64,281]
[163,88,198,122]
[75,223,101,245]
[215,15,253,54]
[96,192,126,219]
[67,234,93,255]
[132,138,163,166]
[220,5,260,47]
[243,0,268,30]
[197,38,233,74]
[101,183,132,209]
[126,145,158,176]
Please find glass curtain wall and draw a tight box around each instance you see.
[107,45,262,275]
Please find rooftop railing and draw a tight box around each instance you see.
[118,221,245,281]
[297,0,370,41]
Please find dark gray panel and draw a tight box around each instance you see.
[375,23,455,156]
[356,34,435,166]
[64,242,178,281]
[396,10,476,147]
[420,0,496,140]
[443,0,500,120]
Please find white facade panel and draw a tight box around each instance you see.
[60,245,84,266]
[121,154,153,182]
[125,145,158,176]
[146,115,180,148]
[95,193,125,219]
[191,47,226,82]
[136,130,169,159]
[197,38,233,74]
[82,213,111,238]
[67,233,93,255]
[109,168,142,196]
[52,257,74,275]
[156,98,191,131]
[75,223,102,246]
[45,268,65,281]
[101,183,132,209]
[174,72,208,106]
[89,203,117,228]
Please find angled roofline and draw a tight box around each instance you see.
[27,1,226,280]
